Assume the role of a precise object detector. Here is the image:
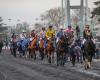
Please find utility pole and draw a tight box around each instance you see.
[65,0,71,27]
[61,0,64,27]
[80,0,84,37]
[64,0,84,37]
[85,0,88,25]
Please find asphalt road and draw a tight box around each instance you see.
[0,50,100,80]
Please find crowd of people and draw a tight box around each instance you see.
[0,25,100,70]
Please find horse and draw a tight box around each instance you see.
[28,36,37,60]
[45,37,55,64]
[82,38,95,69]
[38,38,45,60]
[56,35,69,66]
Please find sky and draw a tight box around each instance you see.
[0,0,98,26]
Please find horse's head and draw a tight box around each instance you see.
[84,39,95,51]
[48,39,53,46]
[60,35,65,40]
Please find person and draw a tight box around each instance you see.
[75,25,80,39]
[83,25,92,39]
[46,25,55,39]
[64,26,74,45]
[69,43,76,66]
[10,33,17,57]
[11,32,16,42]
[39,27,46,48]
[74,41,82,63]
[40,27,46,39]
[56,26,64,43]
[64,26,74,37]
[18,30,29,57]
[20,30,27,40]
[46,25,56,48]
[0,39,3,54]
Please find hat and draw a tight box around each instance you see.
[68,26,71,28]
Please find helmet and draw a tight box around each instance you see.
[49,25,53,28]
[42,27,45,30]
[85,25,90,29]
[59,26,63,30]
[68,26,71,28]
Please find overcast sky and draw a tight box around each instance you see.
[0,0,97,26]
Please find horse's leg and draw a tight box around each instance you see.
[59,51,62,66]
[41,48,44,60]
[84,58,87,70]
[89,55,93,69]
[69,53,72,62]
[84,57,89,70]
[52,52,54,63]
[13,48,16,57]
[39,48,41,57]
[60,53,63,66]
[10,48,13,55]
[39,48,43,60]
[86,53,92,69]
[56,51,59,66]
[45,49,48,59]
[72,55,76,66]
[77,53,79,62]
[25,50,27,58]
[49,51,51,63]
[29,49,31,59]
[22,50,25,57]
[39,48,41,58]
[42,48,44,60]
[57,51,60,66]
[88,61,91,69]
[80,53,83,63]
[48,51,51,63]
[62,52,65,66]
[33,49,36,60]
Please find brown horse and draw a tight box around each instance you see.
[56,36,68,66]
[28,36,37,60]
[46,38,55,63]
[38,39,45,60]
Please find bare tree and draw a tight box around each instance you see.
[34,23,44,33]
[41,7,65,29]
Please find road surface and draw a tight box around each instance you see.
[0,50,100,80]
